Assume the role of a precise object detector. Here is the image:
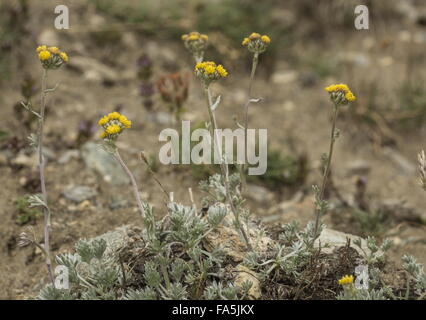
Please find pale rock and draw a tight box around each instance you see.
[12,152,38,168]
[69,56,119,83]
[204,214,272,262]
[58,149,80,164]
[383,147,415,175]
[315,228,379,257]
[271,71,297,85]
[63,185,97,203]
[246,184,274,203]
[378,56,394,67]
[81,142,129,185]
[233,264,261,299]
[38,29,59,46]
[346,159,371,176]
[146,111,174,125]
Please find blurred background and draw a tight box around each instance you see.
[0,0,425,299]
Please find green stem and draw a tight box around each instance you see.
[114,149,145,220]
[38,69,55,287]
[204,87,252,251]
[242,53,259,190]
[313,104,339,237]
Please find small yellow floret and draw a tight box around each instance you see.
[100,131,107,139]
[204,65,216,75]
[200,34,208,41]
[188,34,200,41]
[59,52,68,62]
[345,92,356,102]
[108,112,121,120]
[242,38,250,46]
[249,33,261,40]
[216,65,228,77]
[36,45,47,53]
[325,83,356,102]
[106,124,122,135]
[119,115,132,128]
[261,35,271,44]
[48,47,60,54]
[338,275,354,285]
[39,50,51,61]
[181,34,188,41]
[98,116,109,126]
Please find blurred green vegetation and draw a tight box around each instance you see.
[398,80,426,129]
[248,150,307,190]
[0,0,29,82]
[15,195,42,225]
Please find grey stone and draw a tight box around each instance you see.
[69,56,119,83]
[92,225,132,258]
[81,142,129,185]
[315,228,379,257]
[109,196,130,210]
[58,149,80,164]
[63,185,98,203]
[346,159,371,176]
[246,184,274,203]
[383,147,416,175]
[146,111,174,125]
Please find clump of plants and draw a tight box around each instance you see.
[17,31,426,301]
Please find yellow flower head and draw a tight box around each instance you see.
[39,50,51,61]
[119,115,132,129]
[48,47,60,54]
[108,111,121,120]
[338,275,354,286]
[188,34,200,41]
[243,33,270,54]
[59,52,69,63]
[99,111,131,140]
[36,45,47,53]
[261,35,271,44]
[106,124,122,135]
[249,32,261,40]
[195,61,228,85]
[216,64,228,77]
[325,83,356,104]
[98,116,109,126]
[182,31,208,61]
[37,45,67,69]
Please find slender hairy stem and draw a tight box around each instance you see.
[204,87,252,250]
[242,52,259,190]
[139,151,170,202]
[38,69,55,286]
[313,104,339,236]
[114,149,145,219]
[247,52,259,102]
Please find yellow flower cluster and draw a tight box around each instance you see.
[325,83,356,104]
[181,31,208,42]
[36,45,68,69]
[98,111,132,140]
[195,61,228,85]
[182,31,209,61]
[338,275,354,285]
[242,33,271,54]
